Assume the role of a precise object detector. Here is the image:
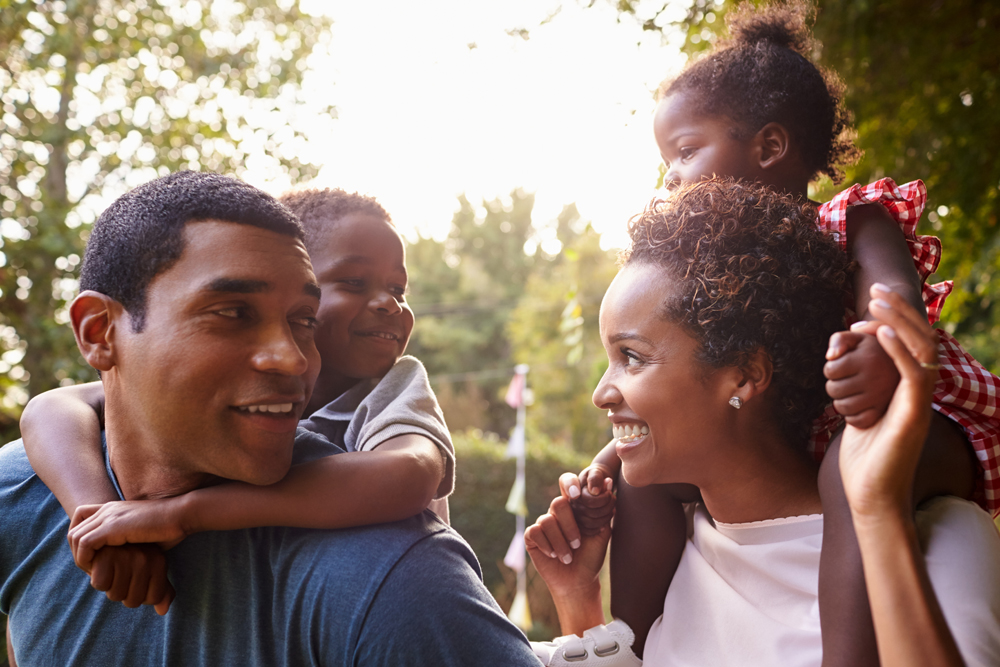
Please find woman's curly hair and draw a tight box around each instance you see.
[622,178,854,449]
[658,0,861,184]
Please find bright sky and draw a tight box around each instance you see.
[265,0,689,249]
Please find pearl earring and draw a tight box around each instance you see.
[728,396,743,409]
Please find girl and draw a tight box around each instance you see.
[559,3,1000,664]
[20,188,456,613]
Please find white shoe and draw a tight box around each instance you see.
[531,620,642,666]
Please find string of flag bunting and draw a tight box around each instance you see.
[502,364,532,631]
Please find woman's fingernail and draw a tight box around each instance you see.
[570,538,581,549]
[568,486,580,499]
[872,283,891,294]
[873,299,892,310]
[549,551,557,559]
[850,320,868,330]
[882,325,897,338]
[561,553,573,564]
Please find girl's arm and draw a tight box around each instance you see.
[839,287,963,667]
[20,382,117,516]
[68,433,445,566]
[846,204,927,320]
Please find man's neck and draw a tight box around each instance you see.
[104,392,215,501]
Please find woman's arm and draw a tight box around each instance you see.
[526,495,610,636]
[838,285,963,667]
[68,433,446,567]
[20,382,117,516]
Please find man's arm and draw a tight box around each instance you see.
[354,530,541,666]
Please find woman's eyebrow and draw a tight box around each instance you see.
[608,331,654,346]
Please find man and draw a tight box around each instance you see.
[0,172,540,665]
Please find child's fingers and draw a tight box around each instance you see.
[144,560,170,607]
[825,375,865,400]
[69,503,102,530]
[153,583,175,616]
[826,331,865,361]
[559,472,582,501]
[105,554,131,603]
[123,562,151,609]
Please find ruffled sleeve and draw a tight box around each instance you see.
[817,178,952,324]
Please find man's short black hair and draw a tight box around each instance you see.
[80,171,304,331]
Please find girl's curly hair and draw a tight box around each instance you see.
[279,188,392,254]
[658,0,861,184]
[623,178,853,449]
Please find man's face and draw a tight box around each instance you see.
[112,220,321,486]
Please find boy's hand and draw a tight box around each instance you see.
[559,466,615,537]
[69,499,190,572]
[825,328,900,429]
[88,544,176,615]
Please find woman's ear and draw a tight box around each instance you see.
[754,122,791,170]
[69,291,123,372]
[732,348,774,404]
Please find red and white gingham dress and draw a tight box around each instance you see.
[810,178,1000,516]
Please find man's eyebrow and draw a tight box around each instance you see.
[203,278,270,294]
[607,331,654,346]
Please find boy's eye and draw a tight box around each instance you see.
[290,315,319,330]
[390,284,407,298]
[679,147,696,160]
[339,278,365,288]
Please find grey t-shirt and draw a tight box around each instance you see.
[301,356,455,522]
[0,429,539,666]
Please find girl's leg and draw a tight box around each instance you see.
[609,474,693,657]
[818,416,975,667]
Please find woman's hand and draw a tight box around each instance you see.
[526,494,612,635]
[836,284,939,519]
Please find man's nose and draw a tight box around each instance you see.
[252,321,310,376]
[592,367,621,410]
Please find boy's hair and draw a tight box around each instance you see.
[279,188,392,253]
[658,1,861,184]
[623,178,853,448]
[80,171,303,332]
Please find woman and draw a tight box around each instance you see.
[526,180,1000,666]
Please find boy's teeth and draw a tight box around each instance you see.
[241,403,293,414]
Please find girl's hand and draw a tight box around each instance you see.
[560,469,616,536]
[837,285,939,520]
[825,329,900,428]
[87,544,176,615]
[68,498,190,573]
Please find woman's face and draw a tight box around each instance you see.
[593,262,738,487]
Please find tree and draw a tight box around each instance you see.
[0,0,332,441]
[606,0,1000,370]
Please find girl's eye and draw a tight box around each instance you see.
[340,278,365,288]
[390,285,407,298]
[290,315,319,330]
[679,147,696,160]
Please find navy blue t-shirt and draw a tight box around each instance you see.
[0,428,539,666]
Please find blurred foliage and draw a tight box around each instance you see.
[449,429,592,639]
[407,190,619,453]
[606,0,1000,370]
[0,0,332,443]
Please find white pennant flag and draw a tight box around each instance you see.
[503,529,526,572]
[506,422,525,459]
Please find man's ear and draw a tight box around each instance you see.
[730,348,774,405]
[754,122,792,170]
[70,291,125,372]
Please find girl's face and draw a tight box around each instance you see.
[307,213,414,410]
[593,263,739,487]
[653,91,761,188]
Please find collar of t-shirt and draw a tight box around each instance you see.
[304,377,380,425]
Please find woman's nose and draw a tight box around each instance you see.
[592,367,621,410]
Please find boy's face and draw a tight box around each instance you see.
[653,91,760,188]
[309,213,414,407]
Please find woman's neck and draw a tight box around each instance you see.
[698,435,822,524]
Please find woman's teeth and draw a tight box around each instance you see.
[613,423,649,443]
